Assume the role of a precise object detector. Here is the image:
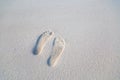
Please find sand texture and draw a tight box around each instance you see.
[0,0,120,80]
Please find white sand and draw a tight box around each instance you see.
[0,0,120,80]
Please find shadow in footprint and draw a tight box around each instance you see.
[32,34,42,55]
[47,38,55,66]
[47,38,56,66]
[47,56,51,66]
[52,37,56,46]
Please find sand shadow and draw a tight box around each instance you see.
[47,38,56,66]
[47,38,55,66]
[47,56,51,66]
[52,37,56,46]
[32,34,42,55]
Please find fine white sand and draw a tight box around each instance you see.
[0,0,120,80]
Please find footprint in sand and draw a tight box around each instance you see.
[33,31,54,55]
[48,36,65,67]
